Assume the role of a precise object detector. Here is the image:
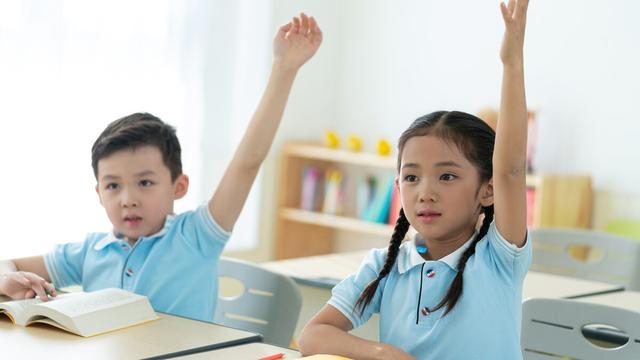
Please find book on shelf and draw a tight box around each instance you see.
[322,169,345,215]
[363,174,395,224]
[387,183,401,226]
[0,288,158,337]
[300,165,322,211]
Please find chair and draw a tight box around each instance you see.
[530,228,640,291]
[522,298,640,359]
[214,257,302,347]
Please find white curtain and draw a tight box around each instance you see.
[0,0,271,258]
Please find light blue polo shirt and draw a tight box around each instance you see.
[44,204,230,322]
[329,222,532,359]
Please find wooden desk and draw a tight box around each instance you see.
[263,251,624,340]
[0,311,261,359]
[179,342,301,359]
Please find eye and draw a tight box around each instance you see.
[140,180,154,187]
[105,183,119,191]
[403,174,419,182]
[440,173,457,181]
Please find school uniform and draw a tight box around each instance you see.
[44,204,230,322]
[329,222,532,359]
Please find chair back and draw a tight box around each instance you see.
[530,228,640,290]
[215,257,302,347]
[522,298,640,359]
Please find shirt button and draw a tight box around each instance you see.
[426,268,436,278]
[126,268,134,277]
[421,307,431,316]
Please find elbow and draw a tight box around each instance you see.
[298,325,320,356]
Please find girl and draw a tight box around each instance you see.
[299,1,531,359]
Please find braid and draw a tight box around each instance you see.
[431,205,495,316]
[355,208,410,315]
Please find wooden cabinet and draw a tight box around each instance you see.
[274,142,592,259]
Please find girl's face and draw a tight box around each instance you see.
[398,135,493,243]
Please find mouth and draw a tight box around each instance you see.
[123,215,143,226]
[417,209,441,223]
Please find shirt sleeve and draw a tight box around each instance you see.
[178,204,231,257]
[44,237,94,288]
[328,248,387,329]
[482,221,532,283]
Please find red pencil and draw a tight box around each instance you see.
[257,353,285,360]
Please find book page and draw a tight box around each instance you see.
[0,298,42,325]
[32,288,141,318]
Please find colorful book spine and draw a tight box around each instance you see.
[387,183,401,225]
[322,169,344,215]
[300,166,321,211]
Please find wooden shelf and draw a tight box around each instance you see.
[283,142,396,169]
[280,208,393,238]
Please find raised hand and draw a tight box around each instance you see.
[273,12,323,70]
[0,271,57,301]
[500,0,529,66]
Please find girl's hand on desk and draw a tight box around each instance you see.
[0,271,57,301]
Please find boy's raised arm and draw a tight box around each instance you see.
[493,0,529,246]
[209,13,322,232]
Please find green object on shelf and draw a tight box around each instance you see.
[605,219,640,241]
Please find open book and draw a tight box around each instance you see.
[0,288,158,337]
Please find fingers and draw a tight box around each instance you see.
[514,0,529,22]
[291,16,301,35]
[507,0,516,16]
[500,2,510,23]
[309,16,323,43]
[278,22,292,35]
[19,272,56,301]
[299,12,309,35]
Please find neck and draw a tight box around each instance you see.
[421,228,475,261]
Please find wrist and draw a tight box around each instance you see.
[271,59,300,76]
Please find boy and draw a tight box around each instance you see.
[0,13,322,322]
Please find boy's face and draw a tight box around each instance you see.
[398,135,493,243]
[95,145,188,242]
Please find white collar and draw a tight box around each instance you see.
[397,231,476,274]
[93,214,176,250]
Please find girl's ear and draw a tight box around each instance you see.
[173,174,190,199]
[479,179,494,207]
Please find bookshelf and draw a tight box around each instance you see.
[274,142,593,259]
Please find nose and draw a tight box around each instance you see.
[120,189,139,208]
[418,180,437,203]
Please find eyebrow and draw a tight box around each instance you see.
[401,161,463,170]
[100,170,156,182]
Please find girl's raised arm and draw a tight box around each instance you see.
[493,0,529,246]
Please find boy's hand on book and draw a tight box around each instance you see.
[0,271,57,301]
[273,12,322,71]
[499,0,529,66]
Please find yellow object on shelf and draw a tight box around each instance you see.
[376,138,392,156]
[346,134,362,152]
[324,130,340,149]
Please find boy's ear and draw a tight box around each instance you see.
[479,179,494,207]
[95,184,103,205]
[173,174,189,200]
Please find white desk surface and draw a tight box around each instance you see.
[263,250,624,299]
[178,342,301,359]
[0,311,260,359]
[576,290,640,312]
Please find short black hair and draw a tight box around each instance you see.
[91,113,182,181]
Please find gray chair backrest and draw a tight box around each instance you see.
[530,228,640,290]
[522,298,640,359]
[214,257,302,347]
